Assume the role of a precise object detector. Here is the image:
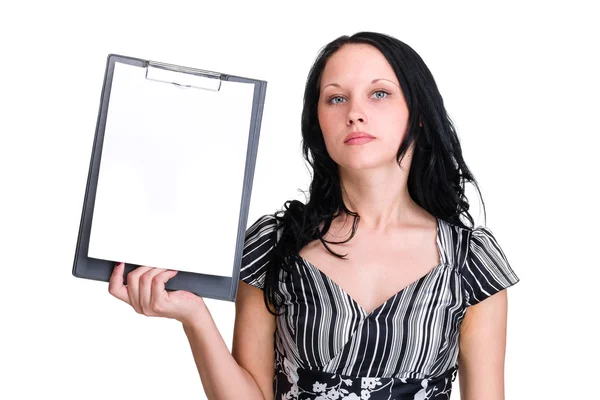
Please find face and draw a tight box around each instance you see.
[317,43,410,171]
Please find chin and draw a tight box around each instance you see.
[337,157,392,172]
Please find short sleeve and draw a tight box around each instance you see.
[461,226,520,307]
[239,214,279,290]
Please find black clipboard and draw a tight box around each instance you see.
[72,54,267,302]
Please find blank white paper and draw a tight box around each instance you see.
[87,62,255,277]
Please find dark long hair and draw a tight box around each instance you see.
[262,32,485,315]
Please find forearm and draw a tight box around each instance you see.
[182,304,265,400]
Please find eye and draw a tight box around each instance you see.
[327,95,346,105]
[371,90,390,99]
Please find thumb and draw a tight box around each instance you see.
[152,270,178,299]
[151,270,178,304]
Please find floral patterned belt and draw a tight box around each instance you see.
[275,357,458,400]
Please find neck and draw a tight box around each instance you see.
[337,163,423,232]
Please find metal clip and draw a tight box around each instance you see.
[145,60,222,91]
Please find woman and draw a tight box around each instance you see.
[109,32,520,400]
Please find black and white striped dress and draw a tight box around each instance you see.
[239,214,520,400]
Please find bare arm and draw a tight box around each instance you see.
[232,282,277,399]
[182,281,276,400]
[458,289,510,400]
[108,263,275,400]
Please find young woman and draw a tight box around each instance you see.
[109,32,520,400]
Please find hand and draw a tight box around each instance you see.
[108,262,205,325]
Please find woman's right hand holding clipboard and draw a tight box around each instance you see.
[108,262,206,325]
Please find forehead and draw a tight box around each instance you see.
[320,43,397,88]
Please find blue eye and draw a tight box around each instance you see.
[372,90,389,99]
[327,90,389,105]
[329,96,346,105]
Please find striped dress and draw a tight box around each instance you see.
[239,214,520,400]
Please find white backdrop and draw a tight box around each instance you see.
[1,1,598,399]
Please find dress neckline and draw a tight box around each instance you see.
[297,217,445,316]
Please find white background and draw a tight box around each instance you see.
[1,1,598,399]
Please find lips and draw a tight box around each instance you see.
[344,131,375,143]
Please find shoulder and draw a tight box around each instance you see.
[456,222,520,307]
[243,212,283,259]
[245,213,280,238]
[464,224,510,262]
[239,213,282,290]
[438,218,506,254]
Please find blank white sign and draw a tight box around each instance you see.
[87,62,255,277]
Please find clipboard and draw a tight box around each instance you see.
[72,54,267,302]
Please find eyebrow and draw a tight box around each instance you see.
[322,78,400,91]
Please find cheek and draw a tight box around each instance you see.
[317,108,340,141]
[381,108,409,142]
[317,110,343,160]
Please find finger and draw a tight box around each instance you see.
[108,262,130,304]
[151,270,179,311]
[126,266,154,313]
[139,267,168,315]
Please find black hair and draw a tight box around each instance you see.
[262,31,485,315]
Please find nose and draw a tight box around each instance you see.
[348,114,365,125]
[347,100,367,126]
